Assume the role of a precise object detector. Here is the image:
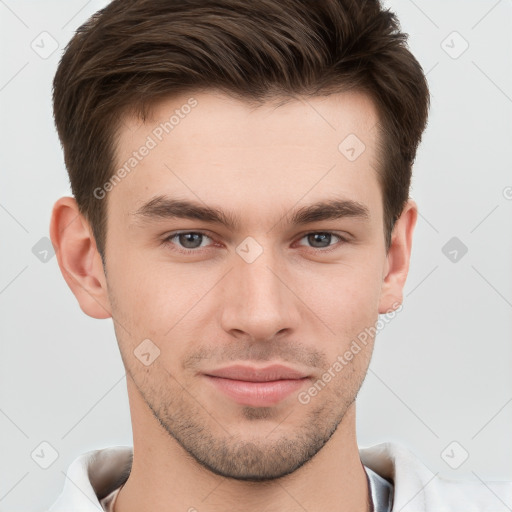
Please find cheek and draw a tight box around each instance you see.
[293,259,383,336]
[107,254,215,348]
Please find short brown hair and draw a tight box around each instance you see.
[52,0,429,259]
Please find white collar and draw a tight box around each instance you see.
[48,442,512,511]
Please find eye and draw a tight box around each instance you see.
[163,231,214,253]
[162,230,348,255]
[296,232,347,250]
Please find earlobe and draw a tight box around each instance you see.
[49,196,112,319]
[378,199,418,314]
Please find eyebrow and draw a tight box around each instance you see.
[131,195,370,230]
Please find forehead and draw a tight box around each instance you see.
[118,90,378,151]
[109,89,382,226]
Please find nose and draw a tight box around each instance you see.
[220,248,301,342]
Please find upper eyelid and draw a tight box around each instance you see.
[165,230,215,242]
[164,229,345,238]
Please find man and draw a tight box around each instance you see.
[46,0,507,511]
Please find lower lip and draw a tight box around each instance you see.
[205,375,308,407]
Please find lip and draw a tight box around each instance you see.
[203,364,310,407]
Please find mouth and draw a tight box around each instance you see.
[203,364,311,407]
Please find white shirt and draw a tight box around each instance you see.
[47,442,512,511]
[95,460,392,512]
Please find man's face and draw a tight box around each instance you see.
[104,90,391,480]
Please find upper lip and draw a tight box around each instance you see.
[204,364,309,382]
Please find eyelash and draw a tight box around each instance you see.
[162,230,349,255]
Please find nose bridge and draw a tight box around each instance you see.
[221,242,299,339]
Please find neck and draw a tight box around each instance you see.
[115,378,370,512]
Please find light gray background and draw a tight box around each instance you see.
[1,1,511,511]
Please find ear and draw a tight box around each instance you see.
[378,199,417,314]
[49,196,112,319]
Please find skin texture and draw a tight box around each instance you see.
[50,89,417,512]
